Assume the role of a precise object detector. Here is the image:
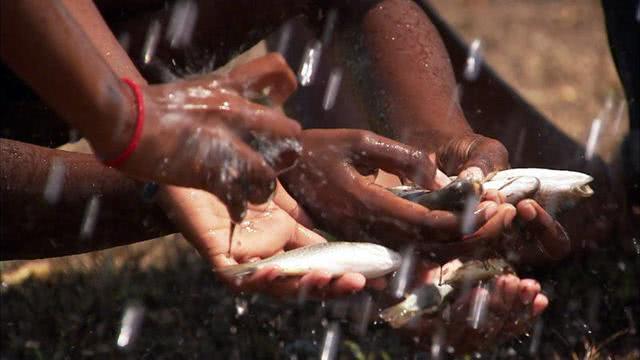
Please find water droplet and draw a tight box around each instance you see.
[460,194,480,235]
[322,67,343,111]
[528,319,544,355]
[463,39,483,81]
[142,20,162,64]
[116,301,145,348]
[235,297,248,317]
[43,157,65,204]
[319,322,340,360]
[468,284,489,329]
[276,21,293,56]
[80,196,101,239]
[298,40,322,87]
[389,245,415,299]
[166,0,198,48]
[321,8,339,45]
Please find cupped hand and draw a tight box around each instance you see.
[158,181,367,299]
[94,53,302,222]
[279,129,513,257]
[407,260,548,355]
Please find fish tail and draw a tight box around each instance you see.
[215,263,257,278]
[380,303,422,329]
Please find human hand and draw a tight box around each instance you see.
[406,260,548,355]
[436,133,509,181]
[158,181,367,298]
[92,53,301,222]
[280,129,514,256]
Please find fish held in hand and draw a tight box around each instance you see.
[217,242,401,279]
[380,258,514,328]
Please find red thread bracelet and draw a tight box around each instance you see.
[103,78,145,167]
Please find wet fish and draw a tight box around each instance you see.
[380,258,513,328]
[217,242,401,279]
[482,168,594,209]
[390,168,593,212]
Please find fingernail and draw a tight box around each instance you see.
[522,288,535,305]
[521,201,536,222]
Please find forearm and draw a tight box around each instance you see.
[0,0,135,157]
[360,0,473,152]
[0,139,175,260]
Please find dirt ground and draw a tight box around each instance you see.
[430,0,626,160]
[1,1,637,359]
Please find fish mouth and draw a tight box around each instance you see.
[573,184,594,197]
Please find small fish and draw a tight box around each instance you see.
[482,168,594,209]
[217,242,401,279]
[389,178,482,212]
[380,258,513,328]
[390,168,594,212]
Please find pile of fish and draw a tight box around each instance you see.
[217,168,594,328]
[390,168,594,213]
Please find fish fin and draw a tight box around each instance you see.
[380,295,423,329]
[215,263,257,278]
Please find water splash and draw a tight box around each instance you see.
[116,301,145,348]
[463,39,483,81]
[43,157,65,204]
[142,20,162,64]
[322,68,343,111]
[298,41,323,86]
[167,0,198,48]
[235,297,248,317]
[468,283,489,330]
[319,322,340,360]
[389,245,415,299]
[80,196,101,239]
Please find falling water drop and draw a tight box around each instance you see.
[463,39,483,81]
[461,194,480,235]
[319,322,340,360]
[142,20,162,65]
[389,245,415,299]
[321,8,339,45]
[167,0,198,48]
[43,157,65,205]
[235,297,248,317]
[322,67,343,111]
[298,40,323,86]
[528,319,544,355]
[80,196,101,239]
[116,301,145,348]
[276,21,293,56]
[468,284,489,330]
[585,118,602,161]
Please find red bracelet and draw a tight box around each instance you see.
[103,78,145,167]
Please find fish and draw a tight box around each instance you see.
[380,258,514,328]
[389,168,594,212]
[389,178,482,211]
[216,242,402,279]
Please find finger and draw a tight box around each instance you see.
[482,189,504,204]
[286,224,327,250]
[464,203,517,242]
[531,293,549,317]
[347,131,438,189]
[299,271,333,292]
[517,200,571,261]
[501,274,520,311]
[218,95,301,139]
[326,273,366,297]
[272,181,316,228]
[518,279,541,307]
[227,53,298,105]
[463,137,509,175]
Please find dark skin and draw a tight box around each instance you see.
[0,138,174,260]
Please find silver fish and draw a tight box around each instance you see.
[390,168,594,212]
[482,168,594,208]
[380,258,513,328]
[217,242,401,279]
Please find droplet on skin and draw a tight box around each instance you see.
[298,40,323,87]
[116,302,145,348]
[43,157,65,205]
[80,196,101,239]
[166,0,198,49]
[463,39,483,81]
[322,67,343,111]
[142,20,162,65]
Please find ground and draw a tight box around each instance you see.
[1,1,638,359]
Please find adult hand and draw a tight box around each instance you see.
[158,182,367,299]
[92,53,302,222]
[280,129,513,257]
[435,133,510,182]
[406,260,548,355]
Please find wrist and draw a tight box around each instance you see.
[88,79,139,161]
